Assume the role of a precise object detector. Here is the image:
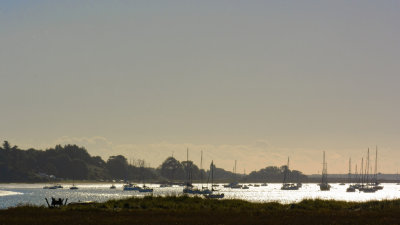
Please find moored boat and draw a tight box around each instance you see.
[223,182,242,189]
[360,185,376,193]
[123,183,141,191]
[43,184,63,189]
[346,158,356,192]
[346,185,356,192]
[138,185,153,193]
[281,157,300,190]
[159,183,173,188]
[319,151,330,191]
[281,183,300,190]
[203,160,224,199]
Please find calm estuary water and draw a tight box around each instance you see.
[1,183,400,209]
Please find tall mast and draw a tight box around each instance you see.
[200,150,203,188]
[355,164,358,184]
[322,151,324,184]
[211,161,214,190]
[210,160,214,191]
[234,160,237,182]
[361,158,364,186]
[348,158,352,184]
[366,148,370,184]
[322,151,327,184]
[200,150,202,171]
[374,146,378,184]
[186,148,190,185]
[287,157,290,182]
[283,157,289,184]
[235,160,237,175]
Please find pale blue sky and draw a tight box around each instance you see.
[1,1,399,173]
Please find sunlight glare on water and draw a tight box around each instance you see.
[0,190,23,197]
[1,183,400,208]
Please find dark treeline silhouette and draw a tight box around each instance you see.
[247,165,306,182]
[0,141,307,182]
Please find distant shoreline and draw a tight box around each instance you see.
[1,179,400,184]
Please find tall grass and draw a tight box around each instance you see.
[2,196,400,225]
[60,195,400,212]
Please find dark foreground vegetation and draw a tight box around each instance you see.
[1,196,400,225]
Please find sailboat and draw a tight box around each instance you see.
[123,161,140,191]
[241,170,250,189]
[70,177,78,190]
[281,157,300,190]
[372,146,383,190]
[319,151,331,191]
[123,169,140,191]
[359,148,376,193]
[204,160,224,199]
[223,160,242,189]
[351,163,363,190]
[199,151,212,194]
[138,162,153,193]
[346,158,356,192]
[183,148,200,194]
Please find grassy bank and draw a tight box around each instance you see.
[1,196,400,225]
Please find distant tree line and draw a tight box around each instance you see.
[247,165,307,182]
[0,141,307,183]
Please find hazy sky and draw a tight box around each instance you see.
[1,1,399,174]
